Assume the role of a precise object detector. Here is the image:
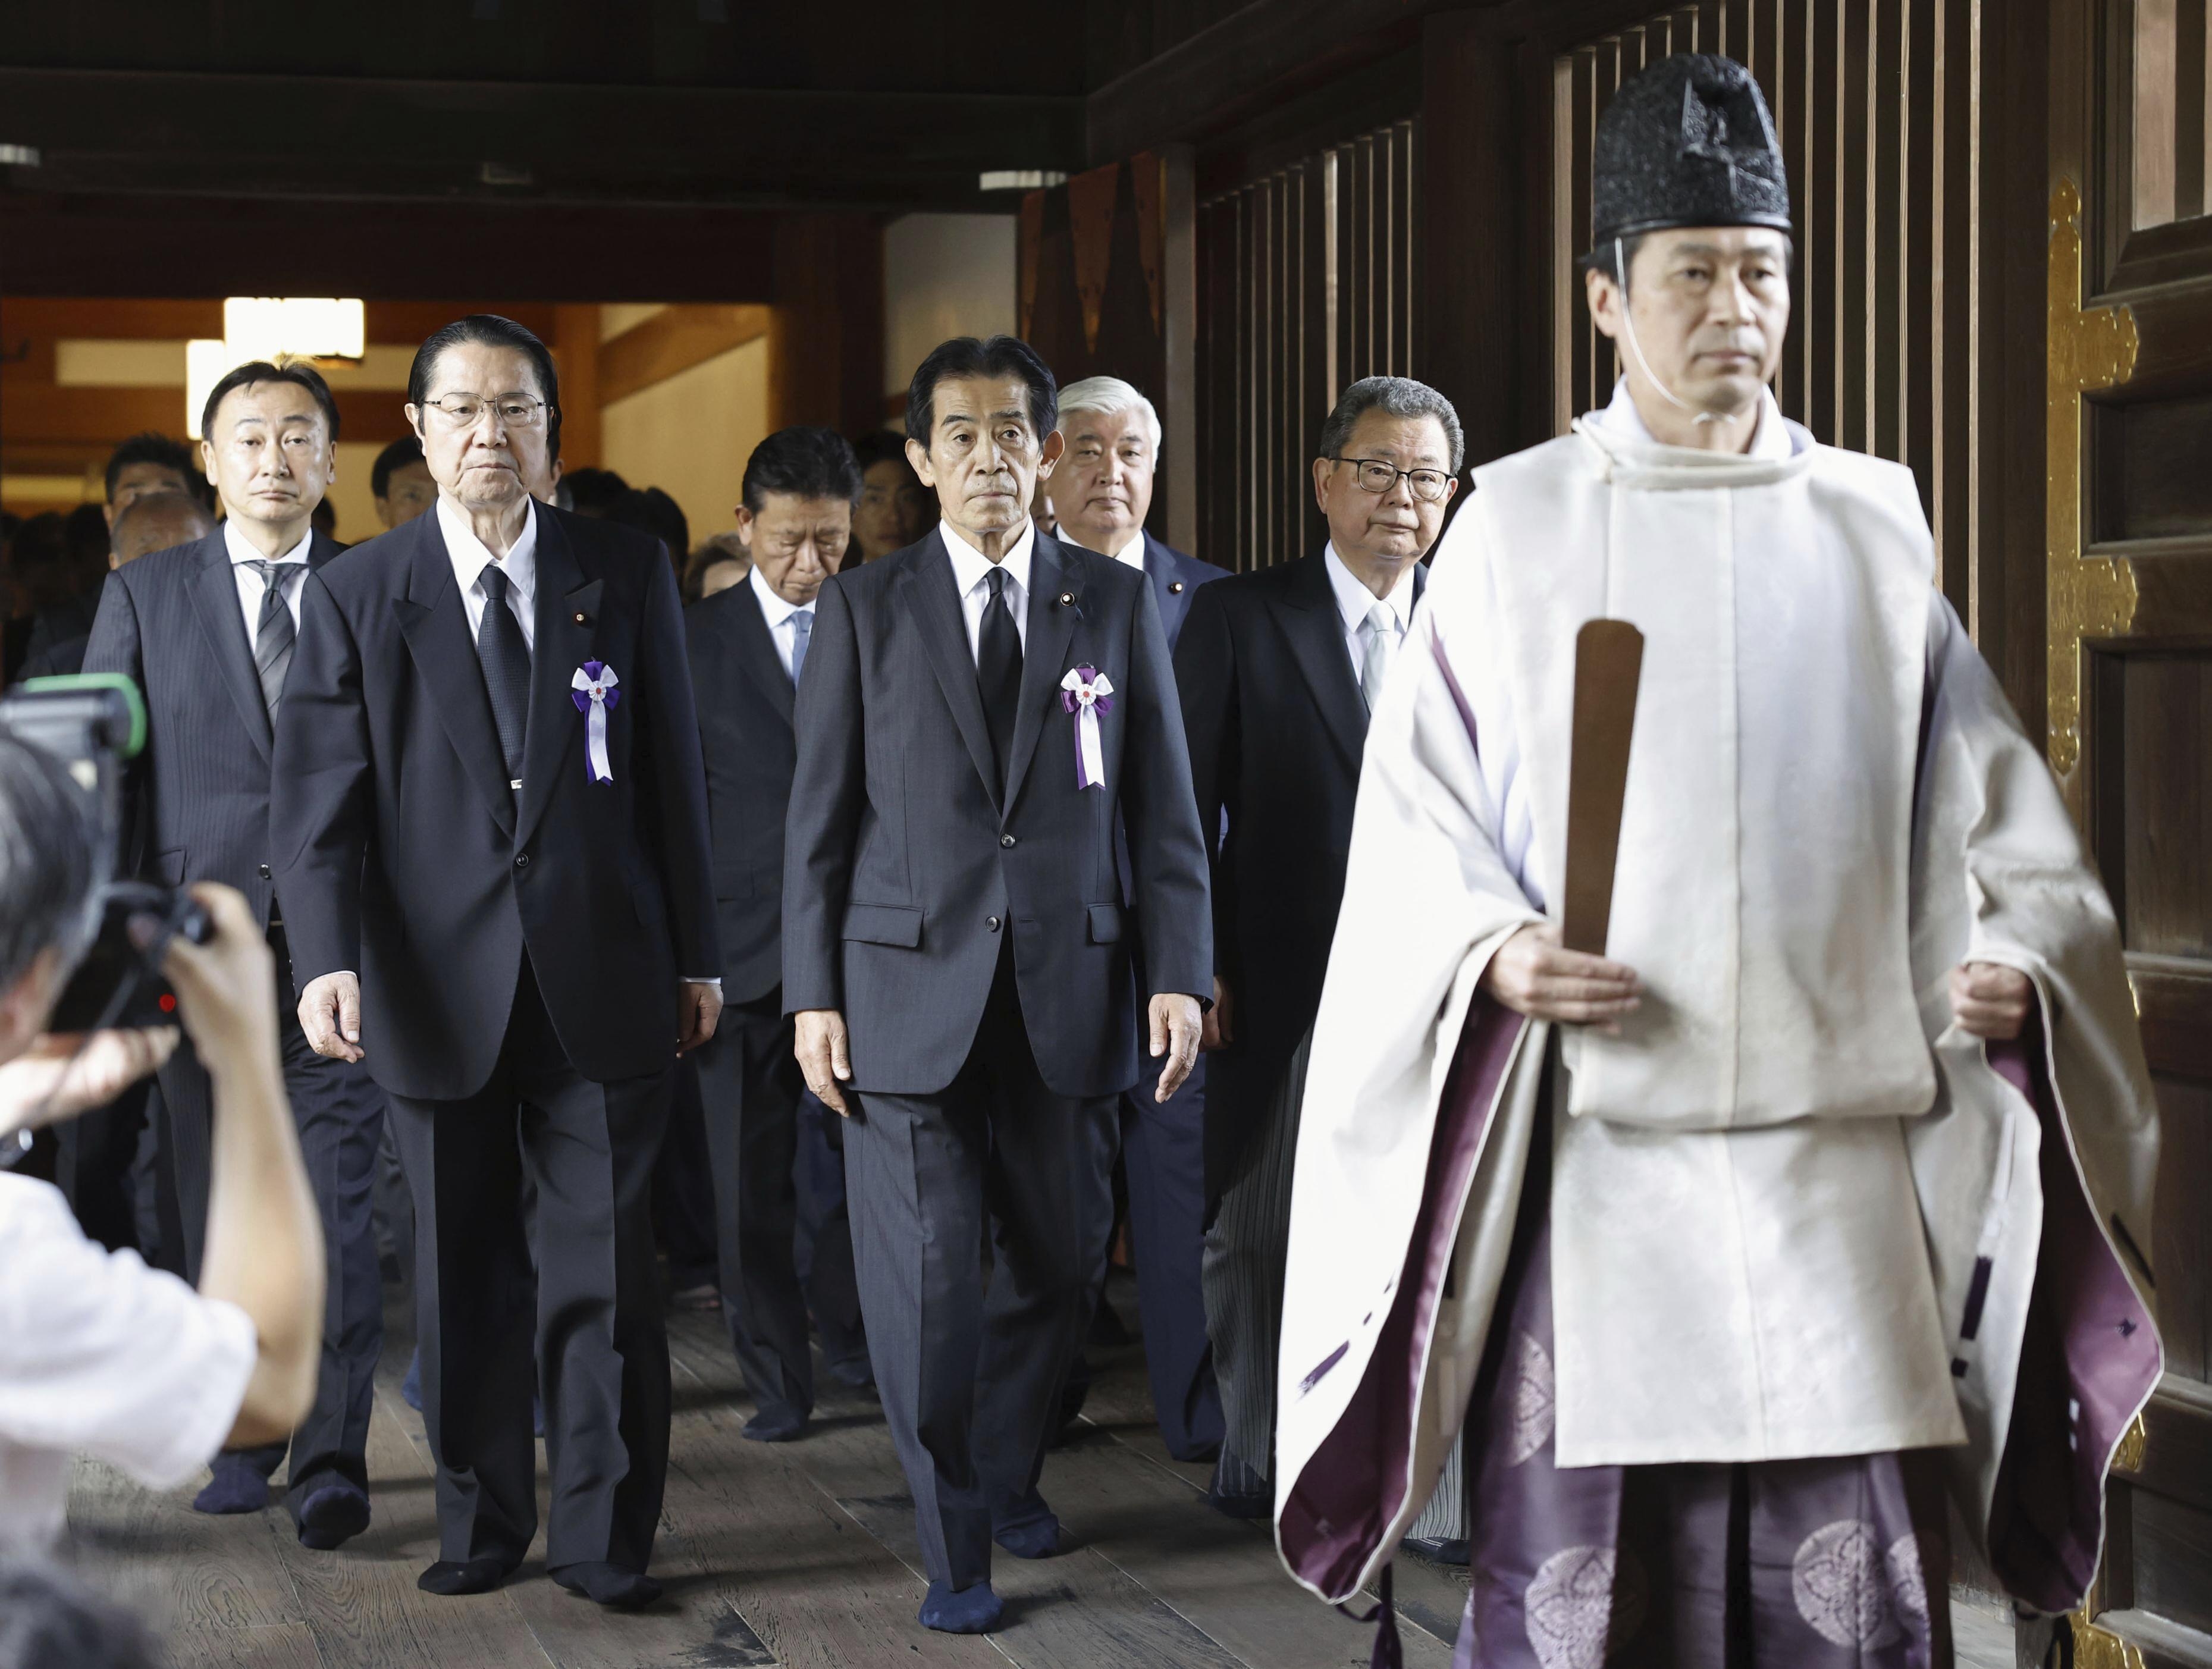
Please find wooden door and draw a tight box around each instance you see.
[2049,1,2212,1664]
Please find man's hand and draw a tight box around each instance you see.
[1950,961,2033,1041]
[297,971,363,1063]
[0,1027,178,1138]
[1201,975,1235,1052]
[1480,923,1642,1030]
[1150,993,1203,1101]
[795,1008,854,1116]
[678,981,723,1055]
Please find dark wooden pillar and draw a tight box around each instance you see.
[770,214,887,438]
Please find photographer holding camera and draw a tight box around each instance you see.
[0,732,324,1554]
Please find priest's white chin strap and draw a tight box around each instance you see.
[1614,237,1722,426]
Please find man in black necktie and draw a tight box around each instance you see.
[83,360,388,1546]
[784,335,1212,1634]
[271,315,721,1610]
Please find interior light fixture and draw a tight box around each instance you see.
[186,299,366,436]
[978,170,1068,192]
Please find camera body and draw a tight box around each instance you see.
[0,675,209,1030]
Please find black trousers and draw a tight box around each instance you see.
[1120,1047,1225,1462]
[53,1077,155,1254]
[384,959,673,1574]
[160,927,387,1516]
[845,949,1120,1589]
[692,991,814,1422]
[793,1090,867,1372]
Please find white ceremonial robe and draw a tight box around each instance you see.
[1273,383,2162,1610]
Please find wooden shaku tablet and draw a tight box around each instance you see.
[1560,618,1645,957]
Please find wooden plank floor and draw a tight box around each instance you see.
[59,1268,2023,1668]
[59,1271,1451,1669]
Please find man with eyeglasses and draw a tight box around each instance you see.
[1173,375,1461,1538]
[272,314,720,1611]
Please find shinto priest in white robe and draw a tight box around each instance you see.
[1273,382,2163,1628]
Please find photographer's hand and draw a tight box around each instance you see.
[297,972,363,1063]
[0,1027,178,1138]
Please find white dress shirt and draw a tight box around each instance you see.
[748,563,815,682]
[224,519,312,655]
[1105,528,1147,570]
[0,1173,257,1554]
[940,518,1035,664]
[1322,541,1416,677]
[437,494,538,649]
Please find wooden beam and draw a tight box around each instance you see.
[0,67,1082,212]
[598,306,773,407]
[1,385,410,446]
[0,193,784,303]
[553,304,602,472]
[0,299,224,340]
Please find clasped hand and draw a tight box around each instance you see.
[1480,923,2033,1041]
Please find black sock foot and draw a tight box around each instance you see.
[418,1558,509,1596]
[295,1482,371,1551]
[550,1562,663,1610]
[918,1579,1002,1633]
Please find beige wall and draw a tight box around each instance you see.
[883,213,1018,399]
[600,335,768,550]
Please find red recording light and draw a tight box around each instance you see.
[158,993,177,1014]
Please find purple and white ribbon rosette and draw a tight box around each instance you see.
[1059,665,1113,790]
[570,660,620,783]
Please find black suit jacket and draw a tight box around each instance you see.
[269,506,719,1102]
[1137,531,1231,648]
[84,529,348,923]
[783,527,1211,1100]
[686,577,799,1006]
[1174,550,1425,1196]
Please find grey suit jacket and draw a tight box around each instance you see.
[783,527,1211,1099]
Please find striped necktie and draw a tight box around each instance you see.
[244,560,300,717]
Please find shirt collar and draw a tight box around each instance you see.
[748,560,813,626]
[1598,377,1797,461]
[939,517,1036,602]
[222,518,313,569]
[437,492,538,600]
[1105,527,1147,567]
[1323,541,1415,635]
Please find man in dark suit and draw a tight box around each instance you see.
[272,315,720,1610]
[685,426,870,1442]
[785,336,1211,1635]
[83,362,388,1546]
[1174,375,1460,1528]
[1050,376,1229,1463]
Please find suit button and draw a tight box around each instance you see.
[1000,834,1016,848]
[514,853,530,871]
[258,863,272,879]
[986,915,1001,932]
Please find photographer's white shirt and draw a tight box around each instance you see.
[0,1172,255,1552]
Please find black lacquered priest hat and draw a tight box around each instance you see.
[1589,53,1793,248]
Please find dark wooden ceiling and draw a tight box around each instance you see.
[0,0,1487,297]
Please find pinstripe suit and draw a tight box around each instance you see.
[83,528,389,1522]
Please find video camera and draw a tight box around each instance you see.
[0,675,209,1030]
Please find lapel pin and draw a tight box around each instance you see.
[573,611,588,625]
[1059,591,1075,607]
[1169,581,1185,594]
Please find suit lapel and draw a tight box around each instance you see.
[391,515,517,840]
[188,533,274,763]
[1272,553,1369,773]
[1002,534,1080,815]
[729,579,795,727]
[898,534,1002,809]
[1143,533,1190,644]
[515,509,601,852]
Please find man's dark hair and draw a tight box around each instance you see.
[601,487,691,576]
[562,466,629,516]
[1317,376,1466,475]
[0,1561,164,1669]
[102,432,197,506]
[200,360,340,447]
[904,335,1058,447]
[407,314,563,457]
[0,735,100,994]
[851,428,918,476]
[62,504,109,597]
[371,434,425,500]
[742,427,863,513]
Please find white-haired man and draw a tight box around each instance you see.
[1050,375,1231,1466]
